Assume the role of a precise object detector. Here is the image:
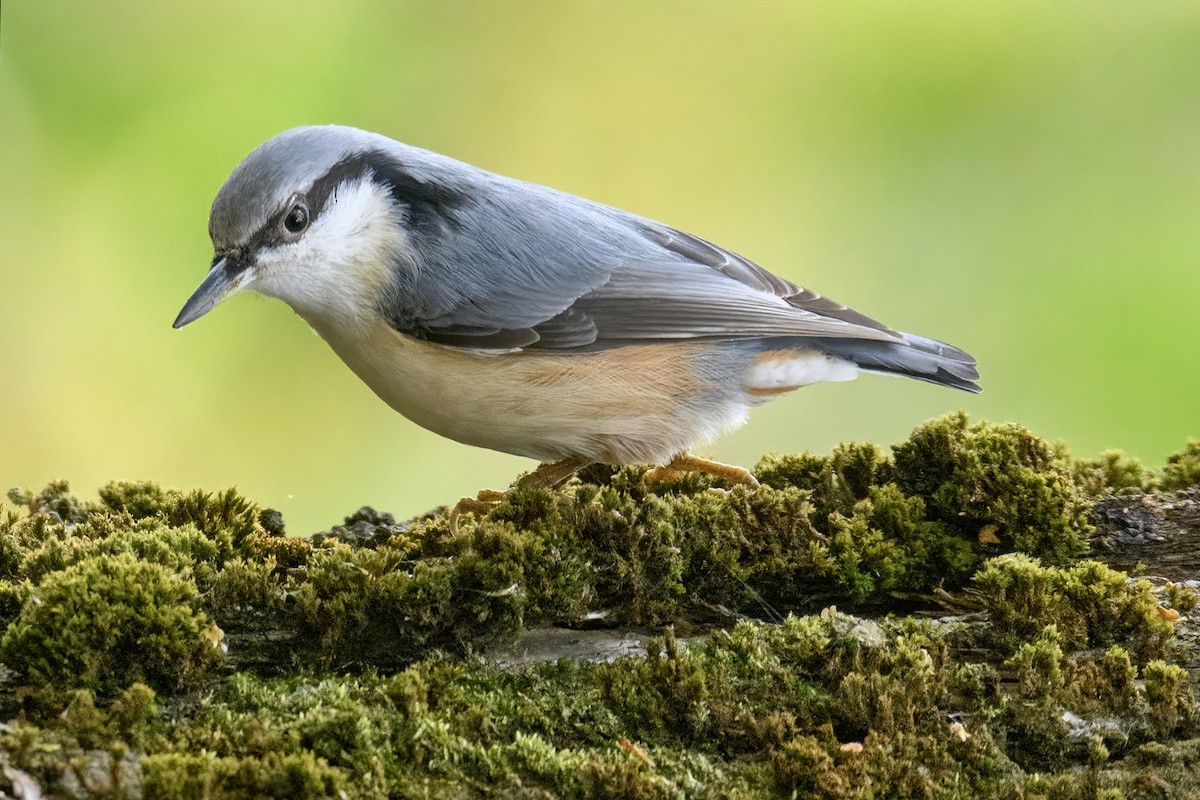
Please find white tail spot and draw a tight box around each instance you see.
[744,349,858,396]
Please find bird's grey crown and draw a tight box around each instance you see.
[207,125,474,251]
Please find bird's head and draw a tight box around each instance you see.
[174,125,466,334]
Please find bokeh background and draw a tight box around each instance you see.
[2,1,1197,534]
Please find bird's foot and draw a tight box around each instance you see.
[447,456,591,533]
[643,453,760,488]
[448,489,507,534]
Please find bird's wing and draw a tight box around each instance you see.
[387,187,902,351]
[552,225,902,348]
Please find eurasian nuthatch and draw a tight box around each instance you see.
[175,126,978,493]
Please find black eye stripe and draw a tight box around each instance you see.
[305,151,470,236]
[305,156,373,217]
[240,149,470,253]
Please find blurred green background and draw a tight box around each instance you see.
[2,1,1197,534]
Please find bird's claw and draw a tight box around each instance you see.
[448,489,507,534]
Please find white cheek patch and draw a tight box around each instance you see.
[308,178,410,279]
[744,349,859,394]
[251,178,409,332]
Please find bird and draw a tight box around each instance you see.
[175,125,979,509]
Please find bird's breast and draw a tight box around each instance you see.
[301,316,750,463]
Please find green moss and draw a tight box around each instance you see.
[0,604,1195,798]
[97,480,173,519]
[281,514,577,666]
[0,552,222,693]
[2,418,1199,797]
[1006,626,1066,700]
[1073,449,1157,495]
[1165,582,1199,613]
[1063,645,1138,714]
[99,482,264,546]
[1160,440,1200,491]
[891,412,1092,562]
[41,683,161,755]
[1073,440,1200,495]
[7,480,88,523]
[753,414,1094,606]
[1142,661,1196,738]
[208,556,287,615]
[21,522,222,585]
[1,481,267,585]
[756,441,892,520]
[0,415,1102,676]
[971,554,1172,660]
[160,615,1006,798]
[141,752,346,800]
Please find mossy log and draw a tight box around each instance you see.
[206,487,1200,679]
[0,415,1197,799]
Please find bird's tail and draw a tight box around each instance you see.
[806,333,981,393]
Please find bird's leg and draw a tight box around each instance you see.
[448,455,590,532]
[514,455,591,490]
[643,452,760,488]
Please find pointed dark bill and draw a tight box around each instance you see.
[173,255,254,328]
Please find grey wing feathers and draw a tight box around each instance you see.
[634,226,980,392]
[398,180,904,350]
[371,151,979,390]
[639,225,899,336]
[638,224,799,297]
[559,261,900,343]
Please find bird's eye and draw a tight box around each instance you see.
[283,204,309,234]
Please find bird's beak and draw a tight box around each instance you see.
[173,254,255,328]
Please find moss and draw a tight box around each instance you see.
[0,415,1101,677]
[1006,626,1066,700]
[756,441,892,521]
[38,683,160,756]
[208,556,287,614]
[971,554,1173,661]
[0,552,222,694]
[0,481,266,587]
[241,529,312,570]
[7,480,88,524]
[890,413,1092,563]
[753,414,1093,605]
[141,752,346,800]
[97,480,173,519]
[1064,645,1139,714]
[0,605,1195,798]
[1164,582,1199,614]
[21,522,222,586]
[165,615,1004,798]
[1160,440,1200,491]
[1073,450,1157,495]
[282,516,558,665]
[1141,661,1196,738]
[99,482,265,547]
[1073,439,1200,495]
[2,417,1199,797]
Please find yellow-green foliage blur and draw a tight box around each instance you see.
[2,1,1198,534]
